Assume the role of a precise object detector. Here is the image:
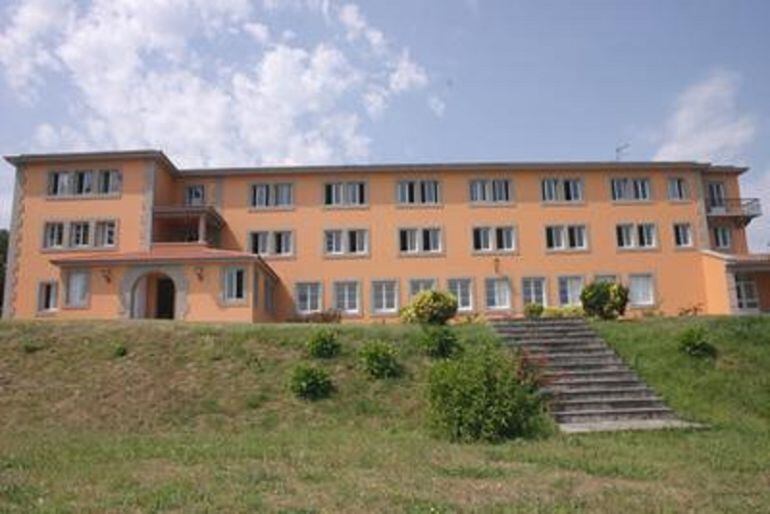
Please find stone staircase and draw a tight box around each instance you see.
[492,317,698,433]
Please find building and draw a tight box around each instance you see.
[2,150,769,322]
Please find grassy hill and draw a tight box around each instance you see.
[0,317,769,513]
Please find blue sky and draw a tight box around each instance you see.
[1,0,768,247]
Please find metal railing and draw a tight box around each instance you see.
[706,198,761,218]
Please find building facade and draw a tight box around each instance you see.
[3,150,769,323]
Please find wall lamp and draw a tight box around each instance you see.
[100,268,112,283]
[194,266,204,281]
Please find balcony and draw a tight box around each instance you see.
[706,198,761,225]
[152,205,225,246]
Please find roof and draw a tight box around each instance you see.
[4,149,749,176]
[701,250,770,270]
[50,244,277,278]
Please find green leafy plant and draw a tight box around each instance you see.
[427,345,551,442]
[580,281,629,320]
[307,329,341,359]
[542,306,585,318]
[289,364,334,400]
[678,327,718,360]
[523,303,544,319]
[21,341,45,354]
[113,344,128,358]
[359,341,402,379]
[419,325,462,359]
[400,290,458,325]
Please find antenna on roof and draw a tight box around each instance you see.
[615,143,630,161]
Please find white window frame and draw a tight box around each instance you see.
[616,223,657,249]
[43,222,65,249]
[97,169,121,194]
[485,277,511,310]
[69,221,91,248]
[546,224,587,251]
[673,223,693,248]
[296,282,323,314]
[223,267,246,303]
[558,276,584,307]
[522,277,547,307]
[667,177,688,200]
[37,281,58,313]
[94,220,117,248]
[399,227,442,255]
[185,184,205,206]
[251,183,294,208]
[333,281,360,314]
[324,230,344,255]
[397,180,441,205]
[637,223,657,248]
[65,269,90,308]
[448,278,473,312]
[372,280,399,314]
[541,178,583,202]
[250,231,269,255]
[273,231,293,256]
[713,226,732,250]
[324,181,367,207]
[409,278,436,298]
[735,273,759,310]
[611,177,651,201]
[628,274,655,307]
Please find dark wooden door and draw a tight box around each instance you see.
[156,278,175,319]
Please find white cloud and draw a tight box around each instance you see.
[0,0,437,173]
[654,71,755,163]
[428,95,446,117]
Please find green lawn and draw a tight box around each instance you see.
[0,317,768,513]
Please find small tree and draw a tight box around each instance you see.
[580,282,629,320]
[400,290,458,325]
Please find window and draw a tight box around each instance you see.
[324,230,343,254]
[333,281,359,314]
[94,221,116,247]
[448,278,473,311]
[223,267,246,302]
[48,171,70,196]
[541,178,583,202]
[472,226,515,252]
[250,231,269,255]
[409,278,436,298]
[274,231,293,255]
[707,182,726,209]
[251,183,293,208]
[65,270,89,308]
[185,185,205,206]
[325,181,366,206]
[735,273,759,310]
[611,178,650,201]
[324,229,368,256]
[485,278,511,309]
[558,276,584,306]
[74,171,93,195]
[264,276,276,314]
[69,222,90,247]
[667,177,688,200]
[713,227,732,249]
[522,277,546,307]
[595,274,618,284]
[296,282,322,313]
[37,282,58,312]
[629,274,654,306]
[372,280,398,313]
[616,223,657,249]
[399,228,441,254]
[673,223,692,248]
[545,225,587,251]
[469,179,511,203]
[98,169,121,194]
[43,222,64,249]
[397,180,440,205]
[348,229,367,254]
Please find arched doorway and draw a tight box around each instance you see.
[130,272,176,319]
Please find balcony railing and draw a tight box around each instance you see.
[706,198,761,218]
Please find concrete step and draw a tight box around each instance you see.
[491,318,587,327]
[545,369,640,382]
[554,407,675,424]
[534,349,617,360]
[547,378,645,390]
[545,359,626,372]
[496,328,597,338]
[552,396,665,412]
[510,344,611,355]
[548,386,654,400]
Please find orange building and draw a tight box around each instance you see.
[3,150,769,322]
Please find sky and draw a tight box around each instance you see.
[0,0,768,249]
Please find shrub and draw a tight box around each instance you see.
[678,327,718,359]
[21,341,45,354]
[419,325,462,359]
[289,364,334,400]
[307,329,341,359]
[542,306,585,318]
[113,344,128,358]
[523,303,544,319]
[400,290,458,325]
[580,282,629,320]
[427,345,551,442]
[359,341,402,379]
[292,309,342,323]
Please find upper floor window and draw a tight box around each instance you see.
[223,267,246,302]
[94,221,117,247]
[667,177,689,200]
[611,178,650,201]
[713,226,732,250]
[448,278,473,311]
[325,181,366,206]
[48,169,122,197]
[69,222,90,248]
[616,223,657,249]
[324,229,368,256]
[545,224,587,251]
[399,228,442,254]
[43,222,65,249]
[249,230,293,256]
[397,180,440,205]
[251,183,293,208]
[469,179,511,203]
[296,282,322,314]
[673,223,693,248]
[541,178,583,203]
[185,185,205,206]
[472,226,515,253]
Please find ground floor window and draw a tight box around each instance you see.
[735,274,759,310]
[594,274,618,284]
[372,280,398,314]
[409,278,436,298]
[223,267,246,302]
[333,281,360,314]
[485,277,511,309]
[37,281,58,312]
[296,282,322,314]
[558,276,583,306]
[65,269,90,308]
[448,278,473,311]
[629,274,655,306]
[522,277,546,306]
